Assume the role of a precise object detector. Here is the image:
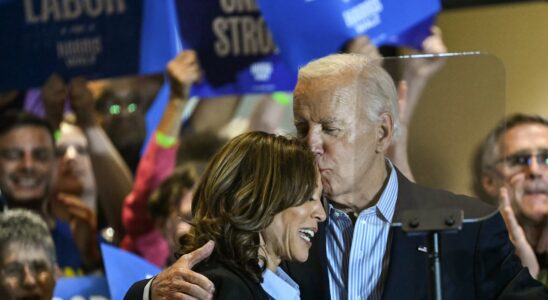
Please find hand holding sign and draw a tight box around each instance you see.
[167,50,202,99]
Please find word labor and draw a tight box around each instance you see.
[24,0,127,24]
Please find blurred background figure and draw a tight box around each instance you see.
[477,114,548,283]
[95,76,163,174]
[42,74,133,245]
[122,50,223,267]
[0,209,57,300]
[0,110,98,275]
[147,162,206,265]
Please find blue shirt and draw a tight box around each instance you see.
[326,162,398,300]
[51,219,84,276]
[261,267,300,300]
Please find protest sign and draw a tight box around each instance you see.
[0,0,143,91]
[101,243,161,300]
[258,0,441,72]
[53,276,110,300]
[175,0,296,97]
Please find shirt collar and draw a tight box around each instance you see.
[328,159,399,223]
[261,267,300,300]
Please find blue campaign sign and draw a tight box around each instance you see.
[258,0,441,72]
[101,243,161,300]
[175,0,296,96]
[53,276,110,300]
[0,0,143,91]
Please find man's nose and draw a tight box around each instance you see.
[21,152,35,170]
[21,265,38,287]
[526,156,544,178]
[305,128,323,156]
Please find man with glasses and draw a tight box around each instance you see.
[479,114,548,285]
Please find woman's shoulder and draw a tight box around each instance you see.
[195,258,268,299]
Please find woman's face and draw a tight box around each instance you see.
[261,177,326,265]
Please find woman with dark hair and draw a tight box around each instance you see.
[179,131,326,299]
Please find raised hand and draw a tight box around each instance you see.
[499,187,539,278]
[167,50,202,99]
[55,192,101,270]
[344,35,382,65]
[404,26,447,78]
[42,74,67,130]
[68,77,97,128]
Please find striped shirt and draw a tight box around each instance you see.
[326,162,398,300]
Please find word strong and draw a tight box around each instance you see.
[213,0,275,57]
[24,0,126,24]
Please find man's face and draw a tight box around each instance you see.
[0,244,56,300]
[495,123,548,222]
[0,127,55,206]
[293,74,387,205]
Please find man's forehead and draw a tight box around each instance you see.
[501,123,548,152]
[293,89,360,123]
[0,126,52,143]
[3,243,50,262]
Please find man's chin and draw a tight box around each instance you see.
[520,205,548,223]
[6,193,46,208]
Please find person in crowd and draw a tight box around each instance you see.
[147,162,205,262]
[0,209,57,300]
[122,50,210,267]
[0,110,97,275]
[41,74,133,244]
[477,114,548,284]
[127,53,547,300]
[95,78,151,174]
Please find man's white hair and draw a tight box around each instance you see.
[297,53,400,136]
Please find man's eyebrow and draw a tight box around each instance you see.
[320,118,341,125]
[506,148,548,155]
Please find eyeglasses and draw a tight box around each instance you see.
[496,151,548,170]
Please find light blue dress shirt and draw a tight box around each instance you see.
[326,161,398,300]
[261,267,300,300]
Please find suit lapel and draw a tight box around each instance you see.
[382,172,429,300]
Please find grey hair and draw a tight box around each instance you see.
[0,209,57,266]
[480,114,548,171]
[297,53,400,137]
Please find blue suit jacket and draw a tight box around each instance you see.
[282,171,547,299]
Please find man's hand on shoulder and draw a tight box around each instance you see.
[151,241,215,300]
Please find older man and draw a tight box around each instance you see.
[478,114,548,284]
[0,209,57,300]
[125,54,546,299]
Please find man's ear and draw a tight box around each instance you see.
[376,113,394,153]
[481,173,500,197]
